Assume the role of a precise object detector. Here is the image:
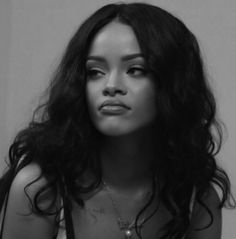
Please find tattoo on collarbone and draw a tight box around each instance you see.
[84,206,106,221]
[90,207,105,214]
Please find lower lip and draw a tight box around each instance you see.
[100,105,129,115]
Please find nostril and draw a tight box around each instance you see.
[103,86,127,96]
[103,86,116,96]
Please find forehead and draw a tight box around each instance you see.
[88,21,141,57]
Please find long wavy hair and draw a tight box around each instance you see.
[0,3,234,239]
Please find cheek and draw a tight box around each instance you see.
[86,82,104,128]
[135,83,157,117]
[86,83,98,108]
[138,95,156,121]
[86,88,97,123]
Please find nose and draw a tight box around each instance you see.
[103,72,127,96]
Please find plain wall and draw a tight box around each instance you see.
[0,0,235,238]
[0,0,11,171]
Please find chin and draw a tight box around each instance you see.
[95,123,138,137]
[98,127,134,136]
[93,119,156,137]
[96,124,154,137]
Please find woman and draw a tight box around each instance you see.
[0,2,234,239]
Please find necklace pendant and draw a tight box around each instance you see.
[124,229,132,239]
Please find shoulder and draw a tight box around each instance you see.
[197,184,221,209]
[1,163,59,239]
[186,185,222,239]
[9,162,49,207]
[12,162,45,190]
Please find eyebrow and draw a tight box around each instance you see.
[86,53,144,62]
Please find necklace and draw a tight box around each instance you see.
[102,180,150,239]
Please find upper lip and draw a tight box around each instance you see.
[99,100,131,110]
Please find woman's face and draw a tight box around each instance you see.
[86,21,157,136]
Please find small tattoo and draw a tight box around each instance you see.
[91,207,105,214]
[85,206,105,215]
[85,207,105,223]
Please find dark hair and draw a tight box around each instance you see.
[0,2,235,239]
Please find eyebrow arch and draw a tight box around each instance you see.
[86,53,144,62]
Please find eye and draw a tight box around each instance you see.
[86,68,105,79]
[127,66,147,77]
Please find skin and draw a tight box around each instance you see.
[86,21,157,137]
[86,20,157,192]
[1,20,222,239]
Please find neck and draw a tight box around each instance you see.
[100,127,155,193]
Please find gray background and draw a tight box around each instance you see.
[0,0,235,237]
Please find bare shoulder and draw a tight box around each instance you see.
[203,185,221,206]
[11,162,46,194]
[186,185,222,239]
[8,162,52,212]
[1,163,58,239]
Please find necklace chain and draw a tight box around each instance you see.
[102,180,150,239]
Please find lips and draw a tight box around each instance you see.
[99,100,130,110]
[99,100,130,114]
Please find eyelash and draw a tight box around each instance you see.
[86,69,104,79]
[86,66,147,79]
[127,66,147,76]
